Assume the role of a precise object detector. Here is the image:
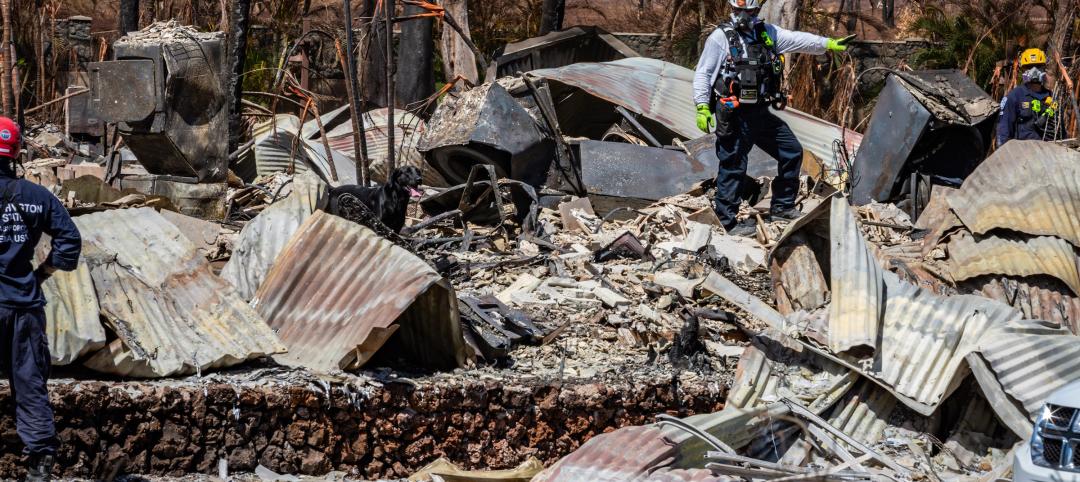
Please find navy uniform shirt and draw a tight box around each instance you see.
[997,84,1053,145]
[0,169,81,308]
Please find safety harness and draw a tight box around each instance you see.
[712,21,787,109]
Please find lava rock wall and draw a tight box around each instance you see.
[0,376,725,479]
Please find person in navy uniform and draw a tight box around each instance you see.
[0,117,81,481]
[693,0,853,236]
[998,48,1059,145]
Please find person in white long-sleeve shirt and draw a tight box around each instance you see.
[694,0,852,236]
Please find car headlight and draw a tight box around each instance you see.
[1031,404,1050,466]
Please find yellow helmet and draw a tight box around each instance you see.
[1019,48,1047,67]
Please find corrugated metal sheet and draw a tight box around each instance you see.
[727,343,855,414]
[772,194,1032,416]
[250,114,358,185]
[75,208,286,377]
[40,259,105,365]
[251,211,468,372]
[948,234,1080,296]
[533,425,724,481]
[827,380,897,446]
[533,425,678,481]
[827,195,883,354]
[870,271,1018,414]
[948,140,1080,247]
[527,58,860,169]
[220,172,326,301]
[323,108,447,187]
[973,276,1080,334]
[977,321,1080,420]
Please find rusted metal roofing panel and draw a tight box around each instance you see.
[972,276,1080,334]
[948,234,1080,296]
[220,172,326,301]
[533,424,726,481]
[74,208,286,377]
[948,140,1080,247]
[827,195,883,355]
[251,211,468,372]
[40,260,105,365]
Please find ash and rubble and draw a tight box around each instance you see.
[13,19,1080,482]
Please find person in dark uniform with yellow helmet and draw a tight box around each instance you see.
[997,48,1059,145]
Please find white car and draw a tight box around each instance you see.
[1016,380,1080,482]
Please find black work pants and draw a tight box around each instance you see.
[0,306,57,455]
[713,105,804,230]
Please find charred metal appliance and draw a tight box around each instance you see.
[89,25,229,183]
[850,70,998,209]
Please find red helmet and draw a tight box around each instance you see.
[0,117,18,159]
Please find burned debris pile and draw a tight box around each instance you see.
[14,16,1080,481]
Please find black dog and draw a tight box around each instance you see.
[326,166,423,233]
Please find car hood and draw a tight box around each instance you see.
[1048,379,1080,408]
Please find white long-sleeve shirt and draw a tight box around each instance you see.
[693,20,829,105]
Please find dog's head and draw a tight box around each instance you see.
[390,165,424,198]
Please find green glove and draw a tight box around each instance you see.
[827,34,856,52]
[696,103,715,133]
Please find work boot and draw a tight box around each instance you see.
[25,454,54,482]
[725,219,758,237]
[770,207,803,222]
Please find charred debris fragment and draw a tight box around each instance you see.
[20,16,1080,481]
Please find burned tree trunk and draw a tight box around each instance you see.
[539,0,565,36]
[396,3,434,115]
[359,0,388,108]
[0,0,12,117]
[119,0,140,35]
[227,0,253,153]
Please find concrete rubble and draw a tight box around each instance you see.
[9,18,1080,482]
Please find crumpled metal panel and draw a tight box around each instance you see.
[573,140,712,201]
[529,58,699,140]
[772,194,1026,415]
[827,196,883,354]
[220,172,326,301]
[251,211,468,372]
[528,58,858,169]
[973,277,1080,334]
[849,75,932,205]
[491,26,640,79]
[533,424,728,482]
[75,208,286,377]
[323,107,447,187]
[948,140,1080,247]
[967,320,1080,439]
[249,114,357,185]
[827,380,897,447]
[872,271,1016,414]
[977,321,1080,419]
[39,259,105,365]
[948,234,1080,296]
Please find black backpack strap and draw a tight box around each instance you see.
[720,23,743,62]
